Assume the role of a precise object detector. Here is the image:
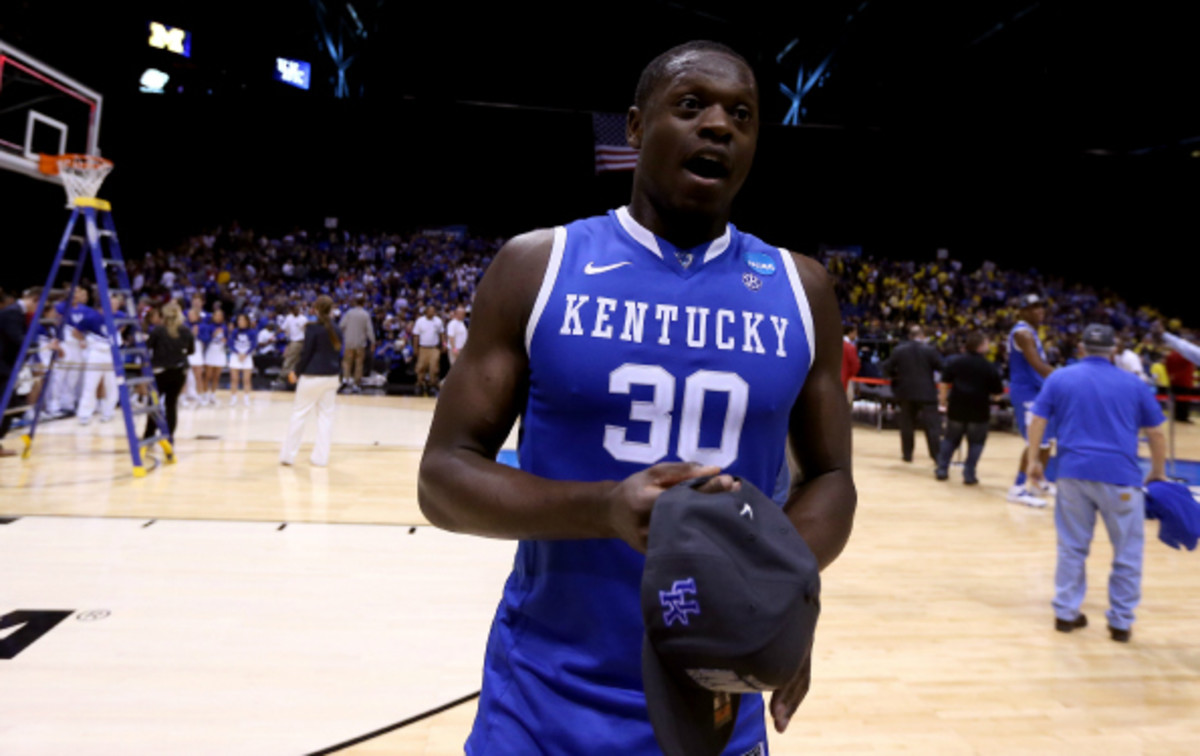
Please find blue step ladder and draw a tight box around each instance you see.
[0,196,175,477]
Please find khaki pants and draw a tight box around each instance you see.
[415,346,440,388]
[343,346,366,385]
[282,340,304,376]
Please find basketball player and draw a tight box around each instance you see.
[419,41,856,755]
[1007,294,1055,508]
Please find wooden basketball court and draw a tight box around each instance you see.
[3,391,1198,755]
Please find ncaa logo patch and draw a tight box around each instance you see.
[745,251,776,276]
[742,272,762,291]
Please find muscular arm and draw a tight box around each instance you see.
[1014,330,1054,377]
[785,254,857,571]
[418,230,716,544]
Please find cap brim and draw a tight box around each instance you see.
[642,634,739,756]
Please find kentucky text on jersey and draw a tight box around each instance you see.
[557,294,791,357]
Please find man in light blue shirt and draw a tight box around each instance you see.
[1027,323,1167,643]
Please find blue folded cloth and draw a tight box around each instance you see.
[1145,480,1200,551]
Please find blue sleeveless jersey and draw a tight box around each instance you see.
[1008,321,1045,398]
[468,208,815,755]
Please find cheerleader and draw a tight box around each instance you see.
[183,304,207,406]
[228,313,257,407]
[52,286,90,415]
[75,291,123,425]
[202,308,228,406]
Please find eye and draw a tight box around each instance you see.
[732,106,753,122]
[678,95,702,110]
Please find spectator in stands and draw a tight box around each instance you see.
[841,324,861,404]
[1165,342,1194,423]
[280,303,308,378]
[883,325,944,463]
[1,287,40,457]
[412,304,444,397]
[935,331,1004,485]
[446,306,468,367]
[339,293,375,393]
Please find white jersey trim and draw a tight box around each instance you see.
[616,205,733,264]
[702,225,733,263]
[779,248,816,370]
[525,226,567,354]
[615,206,663,259]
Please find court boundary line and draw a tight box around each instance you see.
[308,691,481,755]
[0,513,434,529]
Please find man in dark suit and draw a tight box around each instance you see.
[1,287,39,457]
[883,325,945,462]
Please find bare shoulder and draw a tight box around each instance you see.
[480,228,557,318]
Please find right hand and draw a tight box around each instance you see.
[1027,459,1044,487]
[606,462,739,553]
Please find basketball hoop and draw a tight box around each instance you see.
[39,153,114,203]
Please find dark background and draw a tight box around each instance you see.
[2,1,1198,319]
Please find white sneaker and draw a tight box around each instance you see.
[230,397,239,407]
[1007,485,1048,509]
[243,395,252,407]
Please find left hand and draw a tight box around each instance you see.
[287,371,297,385]
[769,637,813,733]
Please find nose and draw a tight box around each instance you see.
[697,104,733,143]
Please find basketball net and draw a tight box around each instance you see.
[42,153,114,203]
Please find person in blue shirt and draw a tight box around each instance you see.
[1027,323,1167,643]
[419,41,856,755]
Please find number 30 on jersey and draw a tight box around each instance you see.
[603,363,748,468]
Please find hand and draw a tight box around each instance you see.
[606,462,736,553]
[1027,460,1044,486]
[287,371,297,385]
[770,637,813,733]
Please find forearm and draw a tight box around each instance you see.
[1163,333,1200,366]
[784,468,856,571]
[1145,428,1168,479]
[418,448,616,540]
[1026,416,1046,456]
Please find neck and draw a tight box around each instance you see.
[627,194,729,249]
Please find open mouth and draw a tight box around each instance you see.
[684,155,730,180]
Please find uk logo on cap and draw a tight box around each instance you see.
[660,578,701,626]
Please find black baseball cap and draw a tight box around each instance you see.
[641,477,821,756]
[1082,322,1116,348]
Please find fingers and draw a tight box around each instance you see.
[770,639,813,733]
[646,461,720,486]
[695,474,741,494]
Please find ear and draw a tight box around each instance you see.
[626,106,643,150]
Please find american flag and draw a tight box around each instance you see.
[593,112,638,173]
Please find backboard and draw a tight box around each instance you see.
[0,39,103,184]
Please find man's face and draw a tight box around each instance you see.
[628,51,758,218]
[1025,305,1046,326]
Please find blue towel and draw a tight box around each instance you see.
[1145,480,1200,551]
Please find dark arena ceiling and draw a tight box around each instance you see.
[3,0,1198,159]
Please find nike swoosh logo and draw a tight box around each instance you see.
[584,261,632,275]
